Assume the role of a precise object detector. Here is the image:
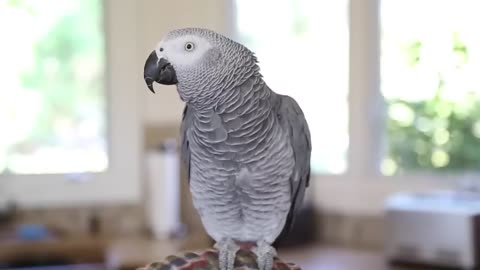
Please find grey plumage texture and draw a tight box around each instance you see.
[174,28,311,242]
[148,28,311,270]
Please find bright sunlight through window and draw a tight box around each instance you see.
[381,0,480,175]
[236,0,349,174]
[0,0,107,174]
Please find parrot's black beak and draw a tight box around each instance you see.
[144,50,178,93]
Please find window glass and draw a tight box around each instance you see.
[0,0,107,174]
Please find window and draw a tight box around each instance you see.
[0,0,141,207]
[381,0,480,175]
[237,0,480,178]
[0,0,107,174]
[235,0,349,174]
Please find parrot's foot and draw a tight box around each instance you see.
[252,240,277,270]
[214,238,240,270]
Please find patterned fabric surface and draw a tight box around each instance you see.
[137,249,301,270]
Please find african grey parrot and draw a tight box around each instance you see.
[144,28,311,270]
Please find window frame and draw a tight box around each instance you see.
[0,0,142,208]
[307,0,458,214]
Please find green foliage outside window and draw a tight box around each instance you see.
[0,0,107,174]
[385,34,480,173]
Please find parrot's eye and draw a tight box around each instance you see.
[184,42,195,51]
[159,47,164,52]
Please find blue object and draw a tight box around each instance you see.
[16,224,50,240]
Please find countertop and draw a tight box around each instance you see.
[0,237,435,270]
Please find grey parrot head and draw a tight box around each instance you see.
[144,28,258,104]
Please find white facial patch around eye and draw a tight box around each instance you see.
[167,35,212,68]
[155,41,164,58]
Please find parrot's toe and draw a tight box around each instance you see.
[214,238,240,270]
[252,240,277,270]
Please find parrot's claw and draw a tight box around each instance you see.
[214,238,240,270]
[252,240,277,270]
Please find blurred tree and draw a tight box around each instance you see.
[10,0,105,149]
[385,34,480,173]
[1,0,107,174]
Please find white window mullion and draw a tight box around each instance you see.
[347,0,384,178]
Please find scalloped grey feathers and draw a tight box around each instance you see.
[173,28,311,245]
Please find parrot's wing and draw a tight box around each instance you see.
[276,94,312,238]
[180,104,194,184]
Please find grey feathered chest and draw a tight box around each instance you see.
[188,79,292,169]
[184,76,296,243]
